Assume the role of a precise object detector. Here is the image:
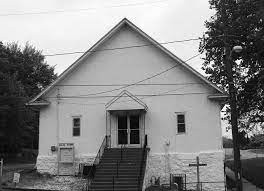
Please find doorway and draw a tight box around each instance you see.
[118,115,140,146]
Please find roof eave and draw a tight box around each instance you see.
[28,18,129,103]
[106,90,148,111]
[29,18,226,102]
[208,94,229,101]
[124,20,225,94]
[26,101,50,106]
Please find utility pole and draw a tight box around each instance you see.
[224,46,243,191]
[220,0,243,190]
[0,158,3,191]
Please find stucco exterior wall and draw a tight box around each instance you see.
[143,150,225,191]
[37,23,224,181]
[37,154,95,175]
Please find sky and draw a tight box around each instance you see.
[0,0,214,73]
[0,0,231,137]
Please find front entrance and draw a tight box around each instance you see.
[118,115,140,146]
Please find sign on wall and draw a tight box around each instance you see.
[13,172,20,184]
[58,143,75,175]
[59,143,74,163]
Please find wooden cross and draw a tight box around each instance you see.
[189,156,207,191]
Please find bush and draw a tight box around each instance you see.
[244,134,264,149]
[223,137,233,148]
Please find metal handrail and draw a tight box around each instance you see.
[87,135,110,191]
[137,134,148,191]
[112,176,115,191]
[116,160,119,178]
[113,144,124,189]
[120,144,124,161]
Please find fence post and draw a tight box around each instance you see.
[112,176,115,191]
[138,176,140,191]
[121,145,123,161]
[116,161,119,178]
[0,158,3,190]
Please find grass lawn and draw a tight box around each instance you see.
[249,148,264,154]
[225,157,264,189]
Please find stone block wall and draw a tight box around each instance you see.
[143,150,225,191]
[36,154,95,175]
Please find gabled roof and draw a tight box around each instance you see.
[106,90,148,111]
[26,100,50,106]
[28,18,226,105]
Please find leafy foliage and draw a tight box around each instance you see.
[199,0,264,130]
[0,42,57,155]
[247,133,264,148]
[223,136,233,148]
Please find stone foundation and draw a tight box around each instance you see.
[36,154,95,175]
[143,150,225,191]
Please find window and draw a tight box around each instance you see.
[73,117,80,136]
[171,174,186,190]
[177,114,186,133]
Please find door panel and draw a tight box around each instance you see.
[129,115,140,144]
[130,129,140,144]
[118,116,128,145]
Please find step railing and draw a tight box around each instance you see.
[87,135,110,191]
[111,136,148,191]
[116,160,119,178]
[112,176,115,191]
[137,134,148,191]
[115,144,124,180]
[120,144,124,161]
[88,135,148,191]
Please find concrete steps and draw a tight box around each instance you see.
[89,148,145,191]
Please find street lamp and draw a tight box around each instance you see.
[224,45,243,191]
[233,46,243,53]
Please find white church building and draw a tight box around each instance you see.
[28,18,227,191]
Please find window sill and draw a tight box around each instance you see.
[176,132,186,135]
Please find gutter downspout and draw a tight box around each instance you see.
[56,88,60,175]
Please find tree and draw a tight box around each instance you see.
[199,0,264,131]
[0,42,57,156]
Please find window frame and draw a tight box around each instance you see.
[175,112,186,134]
[72,116,81,137]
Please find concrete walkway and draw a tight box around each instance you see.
[225,167,263,191]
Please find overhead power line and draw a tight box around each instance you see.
[42,34,242,57]
[27,51,202,102]
[53,82,203,87]
[43,38,201,57]
[0,0,169,17]
[72,53,202,97]
[48,92,207,99]
[59,84,189,106]
[42,34,247,57]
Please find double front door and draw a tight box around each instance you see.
[118,115,140,146]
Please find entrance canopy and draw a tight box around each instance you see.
[106,90,148,112]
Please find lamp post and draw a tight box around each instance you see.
[224,45,243,191]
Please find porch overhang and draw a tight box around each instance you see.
[106,90,148,112]
[108,109,146,116]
